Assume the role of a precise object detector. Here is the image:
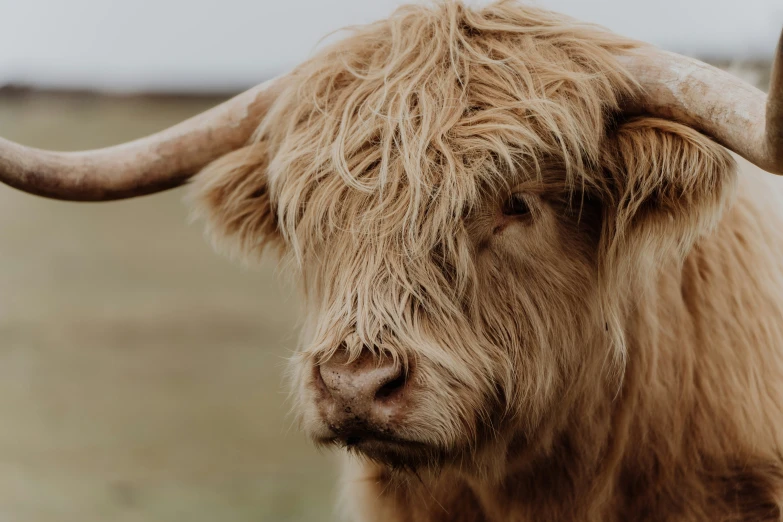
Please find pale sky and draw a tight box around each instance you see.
[0,0,781,92]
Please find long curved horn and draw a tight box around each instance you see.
[0,77,284,201]
[618,28,783,175]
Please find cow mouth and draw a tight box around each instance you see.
[316,434,445,469]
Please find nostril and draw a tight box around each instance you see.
[374,370,407,401]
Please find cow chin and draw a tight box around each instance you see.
[304,404,504,473]
[317,433,447,470]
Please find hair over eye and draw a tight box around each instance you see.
[502,193,532,218]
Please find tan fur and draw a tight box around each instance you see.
[189,1,783,520]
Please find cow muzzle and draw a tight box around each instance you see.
[314,347,407,435]
[310,346,431,463]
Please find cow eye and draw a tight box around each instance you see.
[502,193,531,218]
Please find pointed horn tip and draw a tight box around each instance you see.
[772,25,783,88]
[765,26,783,173]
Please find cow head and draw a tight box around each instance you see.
[1,1,781,478]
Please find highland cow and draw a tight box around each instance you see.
[2,2,783,520]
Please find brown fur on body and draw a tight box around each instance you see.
[343,167,783,521]
[190,1,783,520]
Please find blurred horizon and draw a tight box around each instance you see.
[0,0,781,94]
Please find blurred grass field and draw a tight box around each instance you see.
[0,61,771,522]
[0,90,337,522]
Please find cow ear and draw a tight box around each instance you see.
[599,118,737,286]
[188,142,283,262]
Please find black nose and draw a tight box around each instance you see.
[315,348,408,436]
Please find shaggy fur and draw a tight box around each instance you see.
[190,1,783,520]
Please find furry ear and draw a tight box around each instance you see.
[595,117,738,359]
[188,142,282,262]
[600,117,737,280]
